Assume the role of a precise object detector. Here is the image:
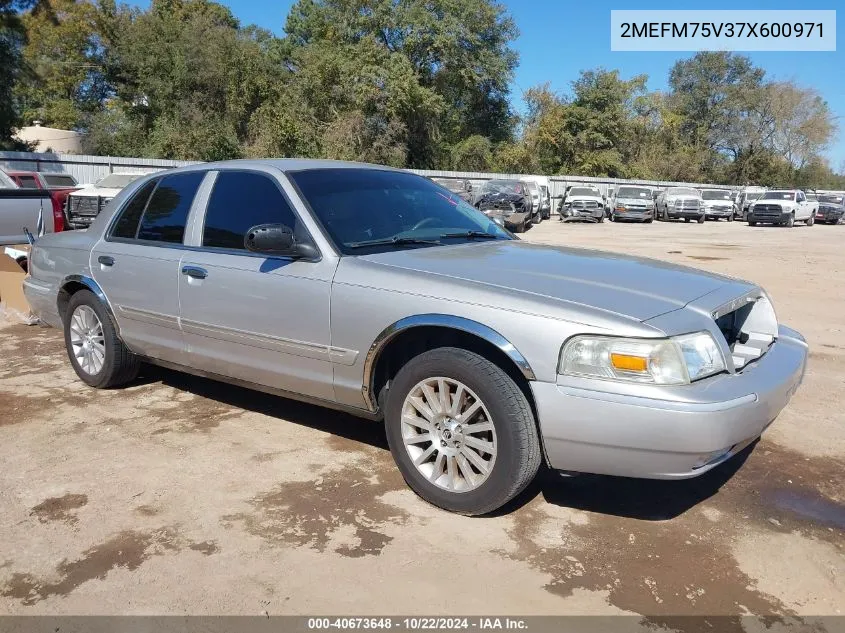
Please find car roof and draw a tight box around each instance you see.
[196,158,405,174]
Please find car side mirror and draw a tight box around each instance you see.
[244,223,318,259]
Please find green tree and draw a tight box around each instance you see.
[14,0,105,129]
[0,0,36,148]
[283,0,518,166]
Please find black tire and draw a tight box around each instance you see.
[806,214,814,226]
[749,221,757,226]
[727,215,733,222]
[63,289,140,388]
[597,215,604,223]
[684,217,691,223]
[697,216,705,224]
[534,213,542,225]
[785,213,795,228]
[644,217,653,223]
[384,347,541,516]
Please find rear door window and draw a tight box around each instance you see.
[136,172,205,243]
[111,180,158,239]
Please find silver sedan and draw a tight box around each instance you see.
[24,160,808,515]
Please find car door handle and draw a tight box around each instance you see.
[98,255,114,267]
[181,265,208,280]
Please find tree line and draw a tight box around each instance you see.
[1,0,843,189]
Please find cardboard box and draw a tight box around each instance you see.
[0,246,37,324]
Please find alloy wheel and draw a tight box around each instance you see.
[69,305,105,375]
[400,377,497,493]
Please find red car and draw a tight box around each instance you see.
[4,170,80,233]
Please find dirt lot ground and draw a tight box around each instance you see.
[0,218,843,626]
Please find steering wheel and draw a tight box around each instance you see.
[410,217,443,231]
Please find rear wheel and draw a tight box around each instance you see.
[384,348,541,516]
[63,289,140,388]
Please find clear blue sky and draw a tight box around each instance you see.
[133,0,845,168]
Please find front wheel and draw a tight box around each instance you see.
[806,214,814,226]
[785,213,795,228]
[749,220,757,226]
[697,216,705,224]
[384,348,541,516]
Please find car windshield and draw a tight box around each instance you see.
[480,179,524,195]
[701,190,732,200]
[431,178,465,194]
[616,187,650,198]
[568,187,600,197]
[42,173,78,188]
[819,195,844,204]
[760,191,795,200]
[667,188,699,197]
[96,173,143,189]
[290,168,512,254]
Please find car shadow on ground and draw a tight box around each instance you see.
[509,444,754,521]
[142,364,389,450]
[141,364,753,521]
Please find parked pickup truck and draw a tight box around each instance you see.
[65,173,143,229]
[4,169,80,233]
[0,187,53,246]
[23,159,807,516]
[747,190,818,227]
[656,187,705,223]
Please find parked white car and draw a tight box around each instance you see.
[747,190,818,227]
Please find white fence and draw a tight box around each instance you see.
[1,151,732,201]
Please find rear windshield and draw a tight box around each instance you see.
[760,191,795,200]
[616,187,650,198]
[42,174,77,188]
[701,190,732,200]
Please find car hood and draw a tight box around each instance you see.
[475,192,526,207]
[357,240,739,322]
[567,195,603,203]
[666,195,701,202]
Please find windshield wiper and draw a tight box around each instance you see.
[347,236,441,248]
[439,231,500,240]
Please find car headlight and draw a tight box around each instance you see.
[559,332,726,385]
